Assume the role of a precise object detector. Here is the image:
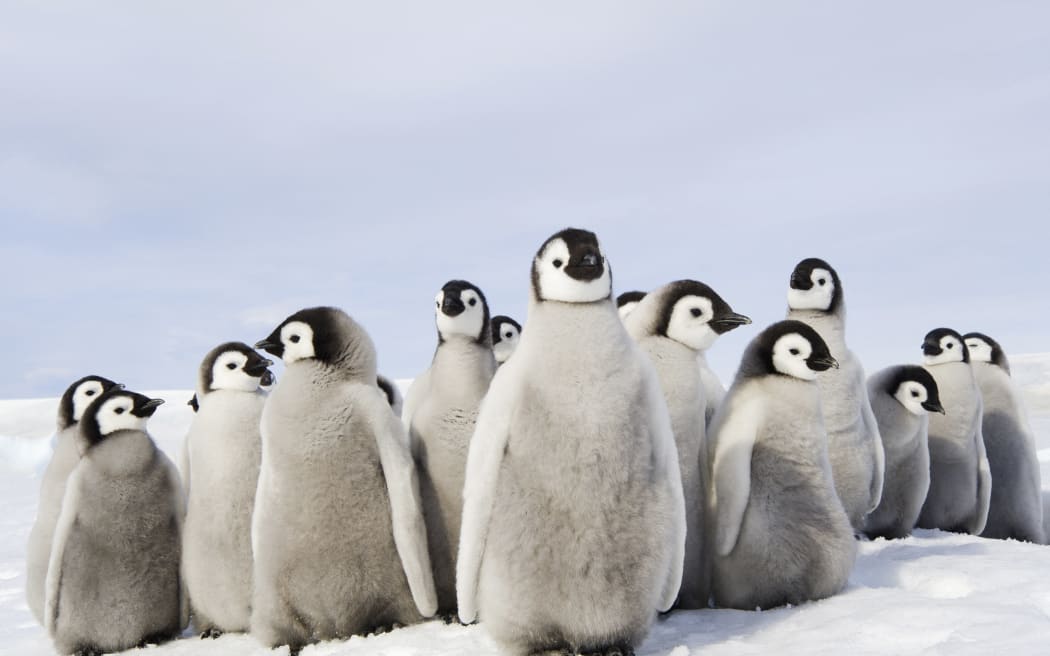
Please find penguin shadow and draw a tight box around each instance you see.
[847,532,990,597]
[640,605,797,654]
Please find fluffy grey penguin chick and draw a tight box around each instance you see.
[916,328,991,535]
[864,365,943,539]
[46,388,186,656]
[625,279,750,610]
[251,307,436,654]
[403,280,496,615]
[786,257,885,530]
[181,342,272,637]
[25,375,119,625]
[964,332,1044,543]
[709,320,856,610]
[491,315,522,366]
[457,228,686,656]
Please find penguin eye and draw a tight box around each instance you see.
[468,298,477,307]
[85,390,95,396]
[690,308,702,318]
[114,407,125,415]
[290,335,301,344]
[911,390,920,398]
[226,362,237,370]
[552,259,563,268]
[818,278,826,286]
[505,332,513,338]
[946,343,953,349]
[789,348,800,356]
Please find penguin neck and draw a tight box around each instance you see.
[430,338,497,403]
[83,430,158,476]
[787,305,847,356]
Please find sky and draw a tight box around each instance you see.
[1,1,1049,399]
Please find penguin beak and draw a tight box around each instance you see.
[244,358,273,377]
[563,247,604,281]
[711,312,753,334]
[923,400,946,415]
[790,270,812,290]
[441,295,466,317]
[807,355,839,372]
[132,397,165,418]
[922,339,942,356]
[255,335,284,358]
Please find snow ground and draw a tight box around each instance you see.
[3,363,1050,656]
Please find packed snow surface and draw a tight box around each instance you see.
[3,359,1050,655]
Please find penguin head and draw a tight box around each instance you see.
[256,307,377,380]
[787,258,842,313]
[80,387,164,448]
[200,342,273,393]
[963,332,1010,373]
[435,280,491,345]
[58,375,121,429]
[616,291,646,321]
[377,375,399,408]
[654,280,751,352]
[531,228,612,304]
[750,320,838,381]
[922,328,969,366]
[887,365,945,416]
[491,315,522,364]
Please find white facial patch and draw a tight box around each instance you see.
[211,351,261,392]
[925,335,965,366]
[894,380,929,415]
[618,302,639,321]
[95,396,149,436]
[965,338,993,363]
[666,295,718,351]
[535,238,611,304]
[493,323,520,364]
[280,321,316,364]
[772,333,816,380]
[787,267,835,311]
[71,380,106,422]
[436,288,485,340]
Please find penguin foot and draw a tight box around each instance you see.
[137,631,175,648]
[200,627,224,639]
[367,621,404,636]
[439,612,462,625]
[73,647,102,656]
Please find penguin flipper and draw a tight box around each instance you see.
[401,368,431,438]
[160,455,190,630]
[456,359,520,624]
[972,414,992,535]
[711,387,763,557]
[362,384,438,618]
[44,467,85,635]
[859,377,886,512]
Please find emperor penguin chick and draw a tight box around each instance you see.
[181,342,272,637]
[251,307,437,653]
[916,328,991,535]
[625,280,750,609]
[710,320,855,610]
[616,290,646,322]
[786,257,885,530]
[403,280,496,615]
[490,315,522,366]
[45,388,186,656]
[964,332,1044,543]
[863,366,944,539]
[26,375,119,625]
[457,228,686,656]
[377,374,403,417]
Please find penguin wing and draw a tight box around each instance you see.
[710,387,764,557]
[972,399,992,535]
[456,359,520,624]
[641,358,687,613]
[858,369,886,512]
[401,368,431,448]
[160,453,190,630]
[359,384,438,618]
[44,466,85,634]
[178,433,191,503]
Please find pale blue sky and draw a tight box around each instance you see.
[2,1,1049,399]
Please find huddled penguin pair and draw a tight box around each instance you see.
[40,383,186,656]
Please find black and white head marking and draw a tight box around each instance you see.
[58,375,120,429]
[260,369,276,389]
[616,290,647,320]
[655,280,751,351]
[255,307,339,365]
[377,376,398,407]
[80,387,164,448]
[435,279,491,345]
[963,332,1010,374]
[886,365,945,415]
[787,257,842,313]
[199,341,274,393]
[922,327,969,366]
[490,315,522,363]
[531,228,612,303]
[752,320,838,381]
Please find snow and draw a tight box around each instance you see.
[3,359,1050,655]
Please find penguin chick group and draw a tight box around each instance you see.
[26,226,1044,656]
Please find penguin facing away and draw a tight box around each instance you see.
[45,388,186,656]
[709,320,856,610]
[25,375,120,626]
[786,257,885,530]
[624,279,751,610]
[863,365,944,540]
[457,228,686,656]
[490,315,522,366]
[964,332,1044,543]
[251,307,436,653]
[403,279,496,615]
[916,328,992,535]
[616,290,646,321]
[181,342,272,637]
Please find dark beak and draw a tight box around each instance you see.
[808,355,839,372]
[922,340,942,356]
[711,312,753,334]
[255,337,283,358]
[564,248,604,281]
[244,358,273,377]
[132,397,165,418]
[441,295,465,317]
[260,370,276,387]
[922,400,946,415]
[790,271,812,290]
